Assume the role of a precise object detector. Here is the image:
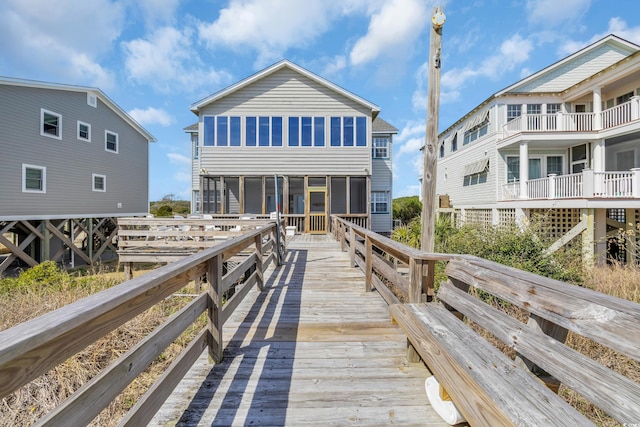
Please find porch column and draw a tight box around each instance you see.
[239,176,245,214]
[626,208,637,264]
[592,140,605,173]
[581,208,595,266]
[519,141,529,199]
[592,87,602,130]
[594,209,607,266]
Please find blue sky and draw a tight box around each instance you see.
[2,0,640,202]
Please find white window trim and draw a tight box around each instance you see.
[371,191,390,214]
[22,164,46,193]
[105,130,119,153]
[41,108,62,140]
[372,137,390,159]
[77,121,91,142]
[92,173,106,192]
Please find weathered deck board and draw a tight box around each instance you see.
[150,235,449,426]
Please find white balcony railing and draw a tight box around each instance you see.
[501,97,640,137]
[501,169,640,201]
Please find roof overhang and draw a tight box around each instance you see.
[0,76,157,143]
[189,60,381,119]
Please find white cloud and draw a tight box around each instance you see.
[526,0,591,28]
[0,0,123,87]
[134,0,181,28]
[198,0,341,68]
[167,153,191,166]
[349,0,429,66]
[322,55,347,76]
[129,107,175,127]
[558,17,640,56]
[396,184,421,198]
[413,34,533,108]
[394,121,426,157]
[123,26,231,93]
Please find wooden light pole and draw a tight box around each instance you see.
[421,6,445,252]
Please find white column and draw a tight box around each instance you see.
[519,141,529,199]
[548,174,556,199]
[593,87,602,130]
[632,96,640,121]
[592,139,605,172]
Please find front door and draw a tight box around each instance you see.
[307,187,327,234]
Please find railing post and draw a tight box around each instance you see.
[408,257,423,303]
[207,254,223,363]
[632,168,640,198]
[548,174,556,199]
[631,96,640,121]
[556,111,564,131]
[340,222,346,252]
[349,226,356,267]
[583,169,594,198]
[254,233,264,291]
[365,236,373,292]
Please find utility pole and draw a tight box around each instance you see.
[421,6,445,252]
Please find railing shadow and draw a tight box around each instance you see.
[175,248,305,426]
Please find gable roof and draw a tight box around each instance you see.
[497,34,640,95]
[372,117,398,134]
[0,76,156,142]
[440,34,640,137]
[190,59,380,118]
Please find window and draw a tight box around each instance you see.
[230,117,241,146]
[373,137,389,158]
[547,156,563,176]
[191,133,199,159]
[451,133,458,152]
[507,157,520,182]
[439,143,444,158]
[463,159,489,186]
[314,117,325,147]
[22,164,46,193]
[41,109,62,139]
[463,118,489,145]
[216,116,228,146]
[272,117,283,146]
[92,174,106,192]
[301,117,312,146]
[617,91,634,105]
[246,117,257,146]
[254,116,282,147]
[203,117,214,146]
[105,131,118,153]
[571,144,588,173]
[259,116,270,146]
[77,121,91,141]
[288,117,300,146]
[527,104,541,115]
[507,104,521,122]
[329,117,366,147]
[547,103,561,114]
[356,117,366,146]
[371,192,389,213]
[546,103,561,129]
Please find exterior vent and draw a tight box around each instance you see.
[87,93,97,108]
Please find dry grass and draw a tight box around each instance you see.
[0,265,205,426]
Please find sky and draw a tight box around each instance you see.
[2,0,640,202]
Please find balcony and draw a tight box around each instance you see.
[501,169,640,201]
[502,97,640,137]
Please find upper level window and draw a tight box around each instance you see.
[507,104,521,122]
[191,133,199,159]
[617,91,634,105]
[373,137,389,158]
[330,117,367,147]
[439,143,444,158]
[527,104,541,115]
[547,103,561,114]
[77,121,91,142]
[204,116,242,146]
[41,109,62,139]
[92,174,106,192]
[451,133,458,152]
[22,164,46,193]
[371,192,389,213]
[463,118,489,145]
[105,131,118,153]
[255,116,282,147]
[246,117,257,146]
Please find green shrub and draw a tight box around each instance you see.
[155,205,173,217]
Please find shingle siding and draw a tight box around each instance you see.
[0,85,149,218]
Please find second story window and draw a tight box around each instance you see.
[22,164,46,193]
[41,109,62,139]
[330,117,367,147]
[372,137,389,158]
[451,133,458,152]
[507,104,521,122]
[105,131,118,153]
[92,174,106,192]
[77,121,91,141]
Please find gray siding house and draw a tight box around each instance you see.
[0,77,155,274]
[186,60,396,234]
[432,35,640,263]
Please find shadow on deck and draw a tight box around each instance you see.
[151,236,445,426]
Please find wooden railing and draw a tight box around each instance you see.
[331,215,640,425]
[0,223,281,426]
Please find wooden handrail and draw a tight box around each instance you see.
[0,223,281,426]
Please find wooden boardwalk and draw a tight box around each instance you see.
[150,234,448,426]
